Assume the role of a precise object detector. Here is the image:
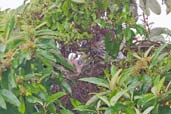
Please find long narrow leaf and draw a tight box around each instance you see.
[143,106,154,114]
[110,69,122,91]
[0,94,6,109]
[110,89,128,106]
[79,77,109,89]
[0,89,21,107]
[47,92,66,105]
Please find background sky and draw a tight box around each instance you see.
[137,0,171,29]
[0,0,171,29]
[0,0,24,10]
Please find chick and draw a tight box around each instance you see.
[68,53,84,74]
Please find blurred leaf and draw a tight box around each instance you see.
[143,106,154,114]
[96,95,110,106]
[79,77,109,88]
[70,98,81,108]
[105,33,121,58]
[159,105,171,114]
[55,55,74,71]
[60,109,74,114]
[149,35,165,42]
[110,89,128,106]
[137,93,156,106]
[0,44,6,53]
[86,95,98,105]
[74,105,95,112]
[0,94,6,109]
[18,97,25,114]
[47,92,66,105]
[147,0,161,15]
[26,96,43,105]
[151,44,167,67]
[47,104,56,114]
[6,38,25,50]
[135,24,147,36]
[105,103,126,114]
[149,28,166,37]
[71,0,85,4]
[5,16,15,40]
[8,69,16,89]
[144,46,154,57]
[124,28,135,44]
[135,107,142,114]
[139,0,150,16]
[0,89,21,107]
[110,69,122,91]
[165,0,171,14]
[0,104,20,114]
[62,1,69,16]
[60,80,72,94]
[110,65,117,77]
[37,49,56,62]
[151,76,165,96]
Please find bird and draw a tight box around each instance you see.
[67,53,84,74]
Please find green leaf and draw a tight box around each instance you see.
[5,16,15,40]
[62,1,69,16]
[110,69,122,91]
[0,89,21,107]
[71,0,85,4]
[150,44,167,67]
[60,109,74,114]
[105,33,121,58]
[135,25,147,36]
[159,105,171,114]
[70,98,81,108]
[0,104,20,114]
[144,46,154,57]
[37,54,52,68]
[47,92,66,105]
[151,76,165,96]
[56,55,74,71]
[60,80,72,94]
[79,77,109,88]
[86,95,98,105]
[6,38,25,50]
[26,96,43,105]
[137,93,156,106]
[86,91,110,105]
[124,28,134,43]
[74,105,95,112]
[47,104,56,114]
[105,103,126,114]
[0,94,6,109]
[110,89,128,106]
[143,106,154,114]
[37,49,56,62]
[110,65,117,77]
[96,95,110,106]
[18,97,25,114]
[8,69,17,89]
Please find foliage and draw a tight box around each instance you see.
[78,44,171,114]
[0,6,74,114]
[0,0,171,114]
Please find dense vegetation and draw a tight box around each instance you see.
[0,0,171,114]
